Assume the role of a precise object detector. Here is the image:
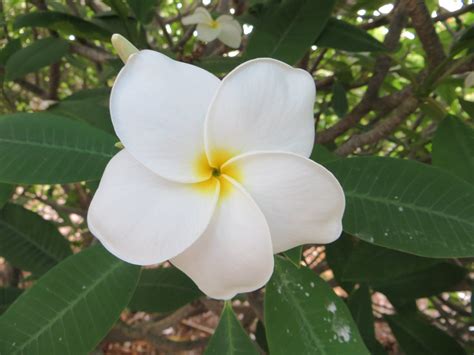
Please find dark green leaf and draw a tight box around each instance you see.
[0,203,72,275]
[0,288,23,314]
[375,262,466,300]
[0,245,141,354]
[325,157,474,258]
[5,38,69,81]
[459,98,474,119]
[450,24,474,55]
[284,246,302,266]
[348,285,378,353]
[265,257,369,355]
[325,233,355,293]
[196,57,244,75]
[127,0,157,24]
[246,0,335,64]
[432,115,474,184]
[341,241,439,282]
[332,81,348,117]
[386,313,465,355]
[310,144,341,164]
[0,113,118,184]
[204,302,259,355]
[128,267,202,313]
[0,39,21,66]
[0,184,13,209]
[13,11,111,41]
[316,18,386,52]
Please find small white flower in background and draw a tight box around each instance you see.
[88,35,345,300]
[181,7,242,48]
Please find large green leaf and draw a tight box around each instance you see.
[432,115,474,184]
[0,113,118,184]
[204,302,259,355]
[13,11,111,41]
[325,233,355,293]
[386,313,465,355]
[246,0,335,64]
[128,267,202,313]
[0,184,13,209]
[0,203,71,275]
[0,39,21,66]
[127,0,157,24]
[0,245,141,354]
[316,18,386,52]
[332,81,348,117]
[196,57,244,75]
[0,288,23,314]
[459,99,474,119]
[265,257,369,355]
[325,157,474,258]
[341,241,439,282]
[5,37,69,81]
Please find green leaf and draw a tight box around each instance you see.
[316,18,386,52]
[325,157,474,258]
[347,285,378,352]
[0,39,21,66]
[0,203,72,275]
[332,81,348,117]
[375,262,466,300]
[0,184,13,209]
[433,115,474,184]
[5,37,69,81]
[450,24,474,55]
[128,267,202,313]
[127,0,158,24]
[459,98,474,119]
[325,233,355,293]
[0,113,118,184]
[284,246,302,266]
[48,91,115,134]
[0,245,141,354]
[0,288,23,314]
[196,57,245,75]
[246,0,335,64]
[386,313,465,355]
[341,241,439,282]
[204,302,259,355]
[265,257,369,355]
[13,11,112,41]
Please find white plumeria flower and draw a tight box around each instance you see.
[182,7,242,48]
[88,35,345,300]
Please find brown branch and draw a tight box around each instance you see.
[48,62,60,100]
[70,43,113,63]
[317,4,407,144]
[403,0,446,70]
[14,79,47,98]
[335,96,419,156]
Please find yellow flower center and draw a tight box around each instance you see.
[209,20,219,29]
[192,150,242,199]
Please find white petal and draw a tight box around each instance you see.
[222,151,345,253]
[87,150,219,265]
[171,175,274,299]
[196,23,220,42]
[110,50,220,183]
[216,15,242,48]
[182,7,212,25]
[205,59,316,167]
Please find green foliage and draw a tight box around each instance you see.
[332,81,348,117]
[204,302,259,355]
[326,157,474,258]
[0,184,13,208]
[265,257,369,354]
[0,288,22,314]
[129,267,202,313]
[0,246,140,354]
[0,203,71,275]
[5,38,69,81]
[246,0,335,64]
[0,113,118,184]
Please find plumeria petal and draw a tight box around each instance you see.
[182,7,213,25]
[196,23,220,42]
[222,151,345,253]
[110,50,220,183]
[216,15,242,48]
[171,175,274,299]
[205,59,316,167]
[88,150,219,265]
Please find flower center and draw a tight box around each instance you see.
[212,167,221,177]
[209,20,219,29]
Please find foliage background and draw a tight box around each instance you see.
[0,0,473,354]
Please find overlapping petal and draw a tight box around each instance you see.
[88,150,219,265]
[196,23,220,42]
[205,59,316,167]
[216,15,242,48]
[110,50,220,183]
[171,176,274,299]
[222,151,345,253]
[181,7,213,25]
